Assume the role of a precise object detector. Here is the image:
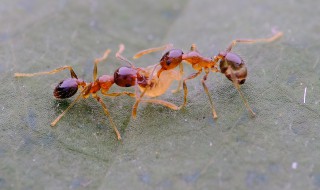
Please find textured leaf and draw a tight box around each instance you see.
[1,0,319,189]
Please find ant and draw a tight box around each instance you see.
[133,31,283,119]
[14,44,182,140]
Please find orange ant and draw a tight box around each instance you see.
[133,31,283,118]
[14,45,182,140]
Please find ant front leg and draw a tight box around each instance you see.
[179,69,203,109]
[201,68,218,119]
[225,31,283,52]
[14,65,79,79]
[133,44,174,59]
[131,86,148,119]
[227,67,256,117]
[171,63,184,93]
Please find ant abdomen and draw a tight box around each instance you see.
[218,52,247,85]
[160,49,183,70]
[54,78,79,99]
[114,66,137,87]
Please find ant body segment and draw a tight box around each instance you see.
[134,31,283,118]
[14,45,182,139]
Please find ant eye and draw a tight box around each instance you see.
[54,78,78,99]
[160,49,183,70]
[114,66,137,87]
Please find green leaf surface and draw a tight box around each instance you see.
[1,0,319,189]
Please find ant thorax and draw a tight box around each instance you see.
[138,65,181,97]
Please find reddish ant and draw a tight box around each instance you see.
[133,31,283,118]
[14,45,182,140]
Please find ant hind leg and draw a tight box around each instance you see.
[14,65,79,79]
[95,95,122,140]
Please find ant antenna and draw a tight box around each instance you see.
[116,44,136,68]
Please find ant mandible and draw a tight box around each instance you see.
[14,45,182,139]
[133,31,283,118]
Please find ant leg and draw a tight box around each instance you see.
[171,63,184,93]
[102,91,135,98]
[93,49,111,81]
[140,99,179,110]
[225,31,283,52]
[133,44,173,59]
[229,67,256,117]
[132,87,148,119]
[51,85,91,126]
[179,69,203,109]
[94,95,122,140]
[50,91,83,126]
[14,65,78,79]
[201,68,218,119]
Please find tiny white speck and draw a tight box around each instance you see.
[303,87,307,104]
[210,142,213,146]
[185,119,188,122]
[33,159,36,162]
[2,107,4,111]
[292,162,298,169]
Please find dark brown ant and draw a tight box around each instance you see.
[133,31,283,118]
[14,45,182,139]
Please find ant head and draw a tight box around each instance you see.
[158,49,183,76]
[114,66,137,87]
[54,78,79,99]
[218,52,247,85]
[98,75,114,91]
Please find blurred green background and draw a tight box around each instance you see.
[1,0,319,189]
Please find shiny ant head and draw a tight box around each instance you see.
[158,49,183,77]
[114,66,137,87]
[218,52,247,85]
[54,78,79,99]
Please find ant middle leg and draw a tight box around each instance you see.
[102,91,135,98]
[225,31,283,52]
[201,68,218,119]
[14,65,78,79]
